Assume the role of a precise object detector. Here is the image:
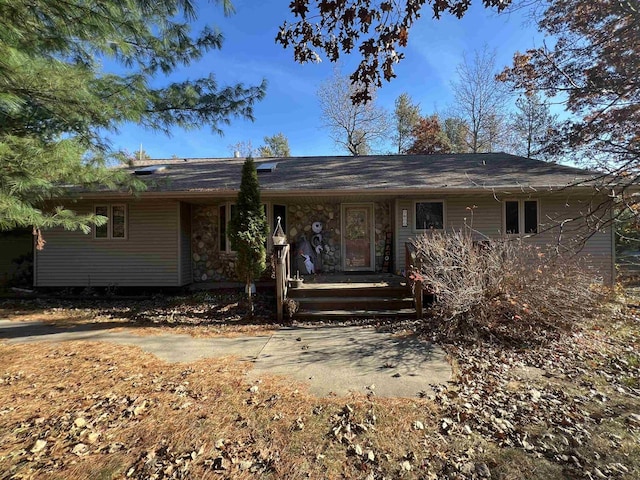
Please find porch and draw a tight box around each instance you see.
[274,245,423,321]
[190,198,394,283]
[288,273,416,320]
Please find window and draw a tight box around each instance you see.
[94,206,109,238]
[219,203,238,252]
[414,201,444,230]
[219,202,272,252]
[219,204,227,251]
[524,201,538,234]
[504,200,538,235]
[112,205,126,238]
[505,201,520,234]
[94,204,127,239]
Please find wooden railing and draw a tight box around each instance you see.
[274,243,290,322]
[405,242,423,319]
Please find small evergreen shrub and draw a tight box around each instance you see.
[229,157,269,316]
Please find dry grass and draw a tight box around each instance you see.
[1,294,639,479]
[0,302,276,339]
[0,341,443,479]
[485,448,564,480]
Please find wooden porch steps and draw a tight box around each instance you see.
[293,308,417,320]
[287,277,416,320]
[290,285,409,297]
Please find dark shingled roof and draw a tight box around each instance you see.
[130,153,605,193]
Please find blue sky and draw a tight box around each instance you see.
[110,1,546,159]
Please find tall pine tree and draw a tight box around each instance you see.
[443,117,470,154]
[392,93,421,154]
[510,93,558,159]
[0,0,266,245]
[258,133,291,157]
[228,157,268,315]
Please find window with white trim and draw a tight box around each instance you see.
[414,201,444,231]
[94,204,127,239]
[219,202,274,252]
[504,200,538,235]
[219,203,235,252]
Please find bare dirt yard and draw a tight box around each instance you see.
[0,292,639,479]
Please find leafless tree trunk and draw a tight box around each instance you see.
[317,69,389,155]
[450,47,510,153]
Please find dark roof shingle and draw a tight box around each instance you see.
[130,153,605,193]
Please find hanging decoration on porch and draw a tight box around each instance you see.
[272,216,287,245]
[311,221,326,273]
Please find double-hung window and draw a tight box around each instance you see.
[94,204,127,240]
[504,200,538,235]
[414,201,445,231]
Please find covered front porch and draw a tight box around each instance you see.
[189,196,396,284]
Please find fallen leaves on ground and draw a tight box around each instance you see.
[1,293,639,478]
[0,292,277,338]
[0,341,439,479]
[378,297,640,479]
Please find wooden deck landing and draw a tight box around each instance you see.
[296,273,408,289]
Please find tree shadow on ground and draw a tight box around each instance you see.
[0,292,279,331]
[259,325,448,379]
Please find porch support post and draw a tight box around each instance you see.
[414,279,423,319]
[406,242,423,319]
[274,243,290,322]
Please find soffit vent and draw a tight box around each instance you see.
[134,165,169,175]
[256,162,278,173]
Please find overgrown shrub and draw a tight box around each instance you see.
[409,230,603,345]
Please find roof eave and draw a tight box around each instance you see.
[70,184,614,200]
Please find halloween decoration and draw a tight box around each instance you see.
[296,234,315,275]
[311,221,326,273]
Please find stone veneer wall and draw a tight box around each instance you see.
[191,205,236,282]
[374,200,392,271]
[288,201,392,273]
[288,203,341,273]
[190,201,393,282]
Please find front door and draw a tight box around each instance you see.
[342,203,375,271]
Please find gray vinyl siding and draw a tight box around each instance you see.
[178,202,192,286]
[395,198,413,273]
[395,192,614,283]
[395,196,499,272]
[35,200,181,287]
[532,193,614,283]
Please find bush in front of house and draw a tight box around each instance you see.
[229,157,269,316]
[409,230,602,345]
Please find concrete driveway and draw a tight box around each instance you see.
[0,319,451,398]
